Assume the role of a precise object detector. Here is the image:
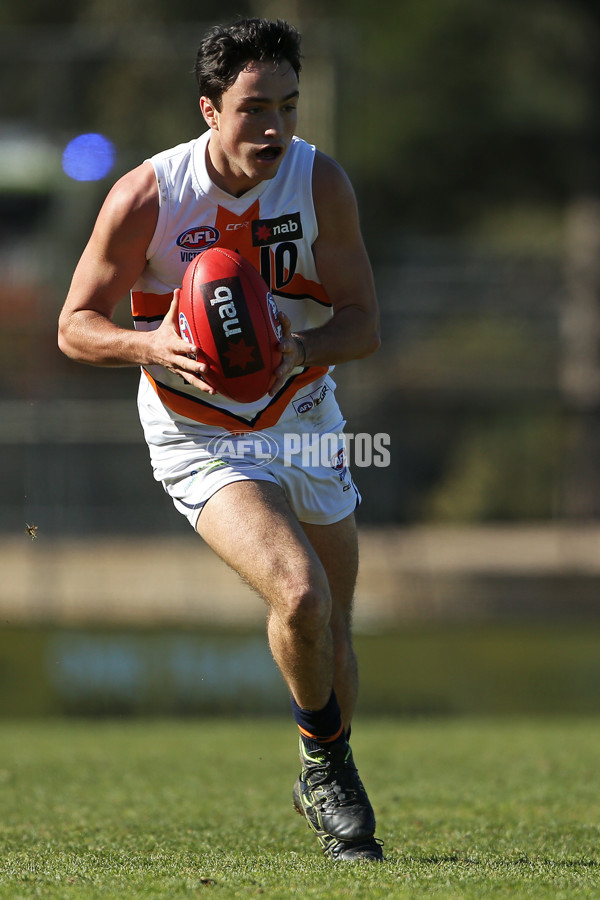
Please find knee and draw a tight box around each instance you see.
[281,581,332,642]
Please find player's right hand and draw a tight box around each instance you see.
[148,293,215,393]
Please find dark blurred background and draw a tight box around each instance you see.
[2,0,600,717]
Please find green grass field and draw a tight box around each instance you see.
[1,717,599,899]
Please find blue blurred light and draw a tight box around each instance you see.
[62,133,116,181]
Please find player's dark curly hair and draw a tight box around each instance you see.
[195,18,302,109]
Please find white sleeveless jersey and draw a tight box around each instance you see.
[132,130,332,433]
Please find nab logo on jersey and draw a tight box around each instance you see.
[252,212,303,246]
[177,226,220,261]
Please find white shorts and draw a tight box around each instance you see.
[138,374,361,530]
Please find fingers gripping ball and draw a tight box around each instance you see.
[178,248,283,403]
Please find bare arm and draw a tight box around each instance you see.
[271,152,380,392]
[58,162,213,392]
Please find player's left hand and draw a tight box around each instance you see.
[269,311,305,396]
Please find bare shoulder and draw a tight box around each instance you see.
[104,161,158,211]
[312,150,359,231]
[64,161,159,317]
[97,161,158,236]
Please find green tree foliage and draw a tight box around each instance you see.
[326,0,590,243]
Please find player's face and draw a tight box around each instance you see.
[202,60,299,197]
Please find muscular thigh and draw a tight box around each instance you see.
[196,480,330,611]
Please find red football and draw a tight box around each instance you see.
[178,247,283,403]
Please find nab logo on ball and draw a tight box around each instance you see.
[178,247,283,403]
[201,277,264,378]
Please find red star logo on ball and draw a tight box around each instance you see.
[223,338,256,370]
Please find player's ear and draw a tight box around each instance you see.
[200,96,219,129]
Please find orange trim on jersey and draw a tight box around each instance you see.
[297,723,345,743]
[214,201,261,270]
[142,365,329,433]
[131,291,173,319]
